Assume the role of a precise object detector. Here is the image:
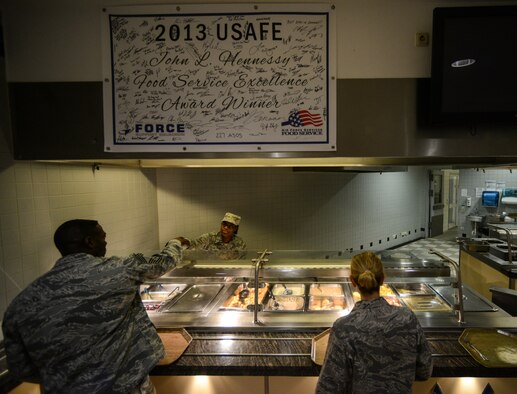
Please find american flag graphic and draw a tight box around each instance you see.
[281,110,323,127]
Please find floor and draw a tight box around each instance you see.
[394,227,459,263]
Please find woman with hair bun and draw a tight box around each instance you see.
[316,251,433,394]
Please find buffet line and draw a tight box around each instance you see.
[143,249,513,330]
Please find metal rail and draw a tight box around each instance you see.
[252,249,272,324]
[429,248,465,325]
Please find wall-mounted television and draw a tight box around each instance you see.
[430,6,517,124]
[481,191,500,208]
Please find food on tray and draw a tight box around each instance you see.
[309,284,344,296]
[352,291,403,307]
[222,283,269,309]
[352,291,361,302]
[268,296,305,311]
[393,283,433,296]
[379,284,394,296]
[272,283,305,296]
[143,302,162,311]
[309,296,346,311]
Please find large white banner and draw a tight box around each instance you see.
[102,4,336,152]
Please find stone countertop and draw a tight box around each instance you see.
[2,328,516,392]
[150,329,517,378]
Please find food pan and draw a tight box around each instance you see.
[309,283,344,297]
[140,283,188,311]
[220,283,269,311]
[402,295,451,312]
[265,295,305,312]
[161,284,223,313]
[271,283,305,296]
[393,283,434,297]
[308,295,347,311]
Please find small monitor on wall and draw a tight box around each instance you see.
[430,6,517,123]
[481,191,500,207]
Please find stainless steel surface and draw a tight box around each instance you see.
[379,249,419,262]
[252,250,271,324]
[467,215,484,223]
[162,284,223,313]
[429,249,465,324]
[487,224,517,264]
[430,285,498,312]
[17,79,517,166]
[145,249,517,330]
[393,283,435,297]
[489,244,517,262]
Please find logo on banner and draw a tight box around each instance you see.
[281,109,323,136]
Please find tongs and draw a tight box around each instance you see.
[239,282,250,300]
[269,289,280,310]
[281,283,293,295]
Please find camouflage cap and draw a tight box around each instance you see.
[222,212,241,226]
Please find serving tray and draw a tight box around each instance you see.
[311,328,331,366]
[157,328,192,365]
[459,328,517,368]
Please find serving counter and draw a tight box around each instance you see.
[2,249,516,394]
[142,249,517,382]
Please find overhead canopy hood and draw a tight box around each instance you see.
[9,79,517,168]
[36,157,517,171]
[293,166,407,173]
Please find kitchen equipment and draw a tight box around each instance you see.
[489,244,517,261]
[459,328,517,368]
[309,283,344,296]
[239,282,250,300]
[157,328,192,365]
[162,284,223,312]
[266,294,305,311]
[271,283,305,296]
[431,284,498,312]
[462,239,490,252]
[393,283,434,297]
[308,295,347,311]
[140,283,187,311]
[402,295,451,312]
[267,290,280,310]
[220,283,269,310]
[281,283,293,295]
[378,250,418,262]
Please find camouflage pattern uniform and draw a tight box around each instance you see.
[2,239,183,394]
[189,231,246,259]
[316,297,433,394]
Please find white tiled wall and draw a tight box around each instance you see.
[1,162,429,321]
[0,161,159,319]
[157,167,429,252]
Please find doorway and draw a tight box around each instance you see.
[443,170,459,232]
[429,169,459,237]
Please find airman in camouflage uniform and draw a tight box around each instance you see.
[188,212,246,259]
[2,219,188,394]
[316,252,433,394]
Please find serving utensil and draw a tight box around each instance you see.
[282,283,293,295]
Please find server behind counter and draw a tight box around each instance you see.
[187,212,247,259]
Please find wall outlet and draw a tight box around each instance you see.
[466,197,472,207]
[415,32,429,47]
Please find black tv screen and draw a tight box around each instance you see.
[430,6,517,123]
